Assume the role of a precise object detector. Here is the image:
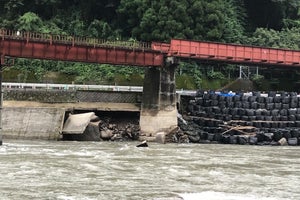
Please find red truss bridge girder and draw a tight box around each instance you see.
[168,39,300,67]
[0,30,164,67]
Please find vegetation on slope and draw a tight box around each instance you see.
[0,0,299,90]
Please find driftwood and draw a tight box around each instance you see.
[220,125,257,136]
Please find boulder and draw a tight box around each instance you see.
[155,132,166,144]
[278,138,288,146]
[136,140,148,147]
[100,129,114,140]
[288,138,298,146]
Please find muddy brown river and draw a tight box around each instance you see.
[0,140,299,200]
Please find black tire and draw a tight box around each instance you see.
[247,116,256,120]
[251,102,258,109]
[271,109,279,116]
[229,136,238,144]
[249,136,258,145]
[242,102,250,109]
[257,97,265,103]
[288,108,297,116]
[266,103,274,110]
[274,103,282,109]
[266,97,274,103]
[227,102,235,108]
[273,131,283,141]
[291,129,300,138]
[238,136,249,145]
[235,101,242,108]
[280,109,288,116]
[282,97,290,104]
[283,130,292,139]
[258,103,266,109]
[256,132,265,142]
[233,95,241,102]
[248,96,257,102]
[288,115,296,121]
[238,108,246,116]
[214,133,222,142]
[274,96,281,103]
[211,100,219,106]
[264,133,274,142]
[280,116,288,121]
[241,115,249,121]
[246,109,255,116]
[282,104,290,109]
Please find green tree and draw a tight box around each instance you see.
[16,12,44,31]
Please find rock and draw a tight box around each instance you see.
[111,133,122,141]
[188,134,200,143]
[155,132,166,144]
[63,122,101,141]
[207,133,214,141]
[178,135,189,143]
[264,133,274,142]
[249,136,258,145]
[136,140,148,147]
[229,135,238,144]
[100,129,113,140]
[238,136,248,145]
[288,138,298,146]
[278,138,288,146]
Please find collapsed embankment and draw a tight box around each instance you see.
[178,91,300,146]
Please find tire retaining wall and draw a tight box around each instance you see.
[180,91,300,145]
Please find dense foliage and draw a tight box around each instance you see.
[0,0,299,89]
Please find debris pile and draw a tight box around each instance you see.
[62,112,140,141]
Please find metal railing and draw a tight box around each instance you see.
[0,29,152,50]
[2,82,197,95]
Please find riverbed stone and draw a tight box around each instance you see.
[278,138,288,146]
[155,132,166,144]
[100,129,114,140]
[288,138,298,146]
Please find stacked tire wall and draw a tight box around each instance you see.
[180,91,300,145]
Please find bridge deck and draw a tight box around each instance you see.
[169,39,300,67]
[1,29,300,68]
[0,29,164,67]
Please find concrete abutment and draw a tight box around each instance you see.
[140,59,178,136]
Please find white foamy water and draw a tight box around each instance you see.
[0,140,299,200]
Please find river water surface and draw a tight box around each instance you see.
[0,140,299,200]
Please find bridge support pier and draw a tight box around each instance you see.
[140,58,178,137]
[0,56,3,145]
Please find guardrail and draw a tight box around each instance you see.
[2,82,196,95]
[0,29,152,50]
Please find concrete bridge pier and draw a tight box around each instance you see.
[0,57,3,145]
[140,57,178,137]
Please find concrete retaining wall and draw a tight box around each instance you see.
[2,107,65,140]
[2,89,142,140]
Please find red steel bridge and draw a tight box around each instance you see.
[0,29,300,67]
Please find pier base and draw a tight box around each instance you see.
[140,59,178,136]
